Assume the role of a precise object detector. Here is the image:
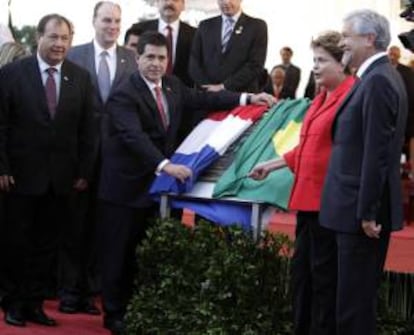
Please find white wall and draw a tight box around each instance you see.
[1,0,413,95]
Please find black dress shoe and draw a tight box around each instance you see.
[4,309,26,327]
[26,307,57,326]
[79,300,101,315]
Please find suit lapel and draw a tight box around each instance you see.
[133,74,166,132]
[55,61,73,119]
[25,57,50,120]
[84,42,98,89]
[112,46,133,91]
[163,79,176,133]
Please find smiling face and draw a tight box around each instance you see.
[339,21,374,69]
[312,46,345,92]
[137,44,168,84]
[37,18,71,66]
[93,2,121,49]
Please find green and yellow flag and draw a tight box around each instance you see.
[213,98,310,209]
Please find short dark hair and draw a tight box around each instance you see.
[281,46,293,54]
[124,24,144,44]
[137,31,168,55]
[37,14,72,35]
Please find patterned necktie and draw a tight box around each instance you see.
[98,50,111,102]
[154,86,168,129]
[45,67,57,118]
[166,25,173,75]
[221,17,234,53]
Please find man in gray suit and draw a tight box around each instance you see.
[62,0,137,316]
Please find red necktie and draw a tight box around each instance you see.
[45,67,57,117]
[154,86,168,129]
[166,25,173,75]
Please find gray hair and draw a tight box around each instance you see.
[344,9,390,51]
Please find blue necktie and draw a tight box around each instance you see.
[221,17,234,53]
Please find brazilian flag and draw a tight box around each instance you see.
[213,98,310,209]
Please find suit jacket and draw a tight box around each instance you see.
[320,56,407,233]
[132,20,196,87]
[0,56,95,195]
[98,73,241,208]
[283,76,355,211]
[66,43,137,144]
[276,63,301,98]
[189,13,267,93]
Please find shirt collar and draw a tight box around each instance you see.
[221,10,242,23]
[356,51,387,78]
[159,18,180,33]
[140,73,162,92]
[37,53,63,73]
[93,39,117,59]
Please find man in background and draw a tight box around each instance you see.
[132,0,195,87]
[123,24,143,57]
[189,0,267,93]
[64,0,137,316]
[276,46,301,98]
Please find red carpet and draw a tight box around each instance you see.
[0,300,107,335]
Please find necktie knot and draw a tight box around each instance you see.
[46,67,57,75]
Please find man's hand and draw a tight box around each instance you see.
[163,163,192,183]
[250,93,277,107]
[0,175,15,192]
[73,178,88,192]
[362,220,382,239]
[202,84,225,92]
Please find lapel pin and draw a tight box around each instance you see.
[121,58,126,63]
[63,76,69,81]
[235,26,243,34]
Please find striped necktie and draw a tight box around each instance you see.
[221,17,234,53]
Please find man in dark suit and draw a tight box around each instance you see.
[320,9,407,335]
[189,0,267,93]
[63,0,137,315]
[388,45,414,166]
[98,31,275,335]
[132,0,195,87]
[276,46,301,98]
[0,14,95,328]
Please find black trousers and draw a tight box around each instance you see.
[97,200,157,324]
[335,186,391,335]
[58,187,99,303]
[3,189,69,308]
[291,211,337,335]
